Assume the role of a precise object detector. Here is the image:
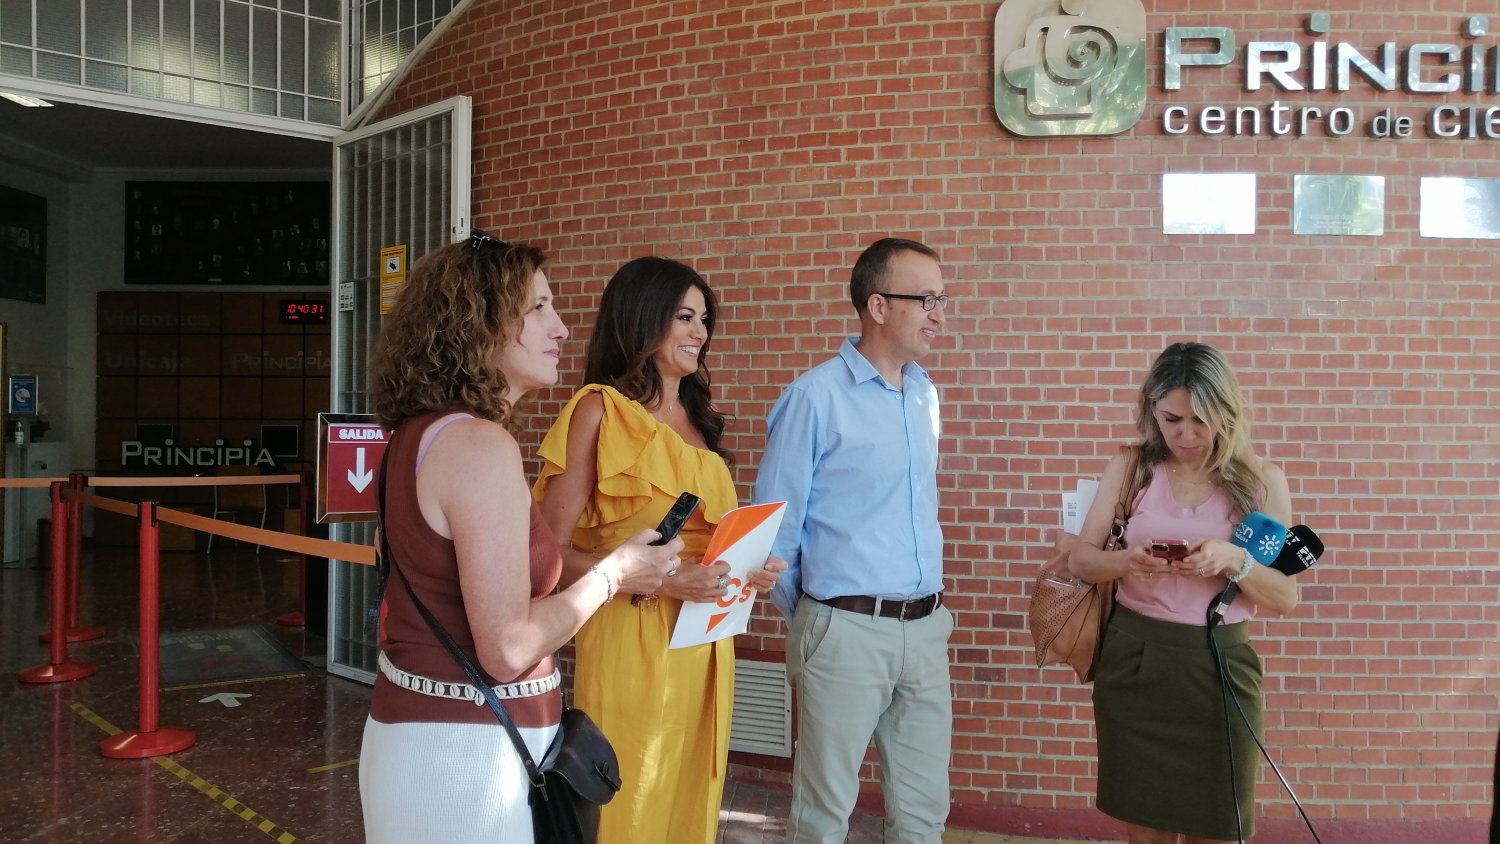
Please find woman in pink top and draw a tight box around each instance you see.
[1069,342,1296,844]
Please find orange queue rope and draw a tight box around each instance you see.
[155,505,376,565]
[60,477,375,658]
[64,490,377,565]
[18,475,378,758]
[0,476,66,487]
[89,473,303,488]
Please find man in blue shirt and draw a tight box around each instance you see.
[754,237,952,844]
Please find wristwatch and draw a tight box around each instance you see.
[1227,548,1256,583]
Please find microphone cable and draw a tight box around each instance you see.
[1205,606,1325,844]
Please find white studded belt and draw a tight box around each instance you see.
[378,651,560,706]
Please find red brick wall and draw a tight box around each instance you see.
[383,0,1498,836]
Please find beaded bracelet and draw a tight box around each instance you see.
[588,563,619,603]
[1227,548,1256,583]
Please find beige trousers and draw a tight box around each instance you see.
[785,595,954,844]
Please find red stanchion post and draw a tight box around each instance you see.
[67,473,101,641]
[100,500,195,758]
[18,482,95,683]
[39,474,103,644]
[276,471,310,628]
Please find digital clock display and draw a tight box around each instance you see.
[280,299,329,324]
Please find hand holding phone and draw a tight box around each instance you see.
[1150,539,1190,562]
[651,492,702,546]
[628,493,703,606]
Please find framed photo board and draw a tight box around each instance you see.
[124,181,330,286]
[0,184,47,303]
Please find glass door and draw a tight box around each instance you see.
[325,97,471,682]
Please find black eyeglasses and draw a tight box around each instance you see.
[468,229,508,250]
[876,291,952,311]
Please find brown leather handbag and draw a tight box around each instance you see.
[1028,446,1141,682]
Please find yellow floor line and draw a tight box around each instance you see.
[305,758,359,774]
[69,701,301,844]
[160,673,307,692]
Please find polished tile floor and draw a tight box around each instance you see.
[0,547,1070,844]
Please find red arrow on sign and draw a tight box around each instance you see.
[323,422,389,517]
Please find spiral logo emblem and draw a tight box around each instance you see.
[994,0,1147,137]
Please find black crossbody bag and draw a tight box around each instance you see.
[377,448,621,843]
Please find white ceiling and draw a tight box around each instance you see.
[0,98,333,174]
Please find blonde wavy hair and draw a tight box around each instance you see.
[369,236,544,429]
[1133,342,1263,518]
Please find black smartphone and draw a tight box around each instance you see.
[651,492,702,545]
[1150,539,1190,561]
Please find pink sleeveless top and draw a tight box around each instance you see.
[1117,469,1255,626]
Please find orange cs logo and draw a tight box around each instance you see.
[993,0,1148,137]
[715,578,756,609]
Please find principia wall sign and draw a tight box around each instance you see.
[994,1,1500,140]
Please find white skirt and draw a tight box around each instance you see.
[360,716,558,843]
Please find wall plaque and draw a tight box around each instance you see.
[1162,173,1256,235]
[1420,177,1500,240]
[1293,175,1385,236]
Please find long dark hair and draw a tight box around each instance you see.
[582,256,729,462]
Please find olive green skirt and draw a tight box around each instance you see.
[1092,604,1264,840]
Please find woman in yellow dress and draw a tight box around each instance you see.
[534,256,784,844]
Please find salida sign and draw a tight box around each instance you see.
[316,413,389,523]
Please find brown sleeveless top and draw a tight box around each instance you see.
[368,410,563,728]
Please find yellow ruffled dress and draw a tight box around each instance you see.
[533,384,738,844]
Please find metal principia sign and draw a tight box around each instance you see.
[993,3,1500,140]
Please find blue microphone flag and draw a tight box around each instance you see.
[1230,511,1286,565]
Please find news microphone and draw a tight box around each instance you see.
[1208,511,1287,623]
[1269,524,1324,577]
[1231,511,1287,565]
[1209,522,1325,625]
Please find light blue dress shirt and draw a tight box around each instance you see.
[754,337,944,620]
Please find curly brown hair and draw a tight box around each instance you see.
[369,236,545,429]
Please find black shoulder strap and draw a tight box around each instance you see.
[377,435,547,787]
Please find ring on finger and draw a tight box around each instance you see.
[716,574,729,588]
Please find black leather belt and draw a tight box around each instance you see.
[813,593,942,622]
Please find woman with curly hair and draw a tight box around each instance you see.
[359,234,680,843]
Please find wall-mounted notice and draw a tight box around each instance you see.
[1294,175,1385,236]
[1162,173,1256,235]
[1419,177,1500,240]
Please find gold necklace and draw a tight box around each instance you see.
[1168,463,1213,485]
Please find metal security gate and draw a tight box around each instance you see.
[326,96,471,682]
